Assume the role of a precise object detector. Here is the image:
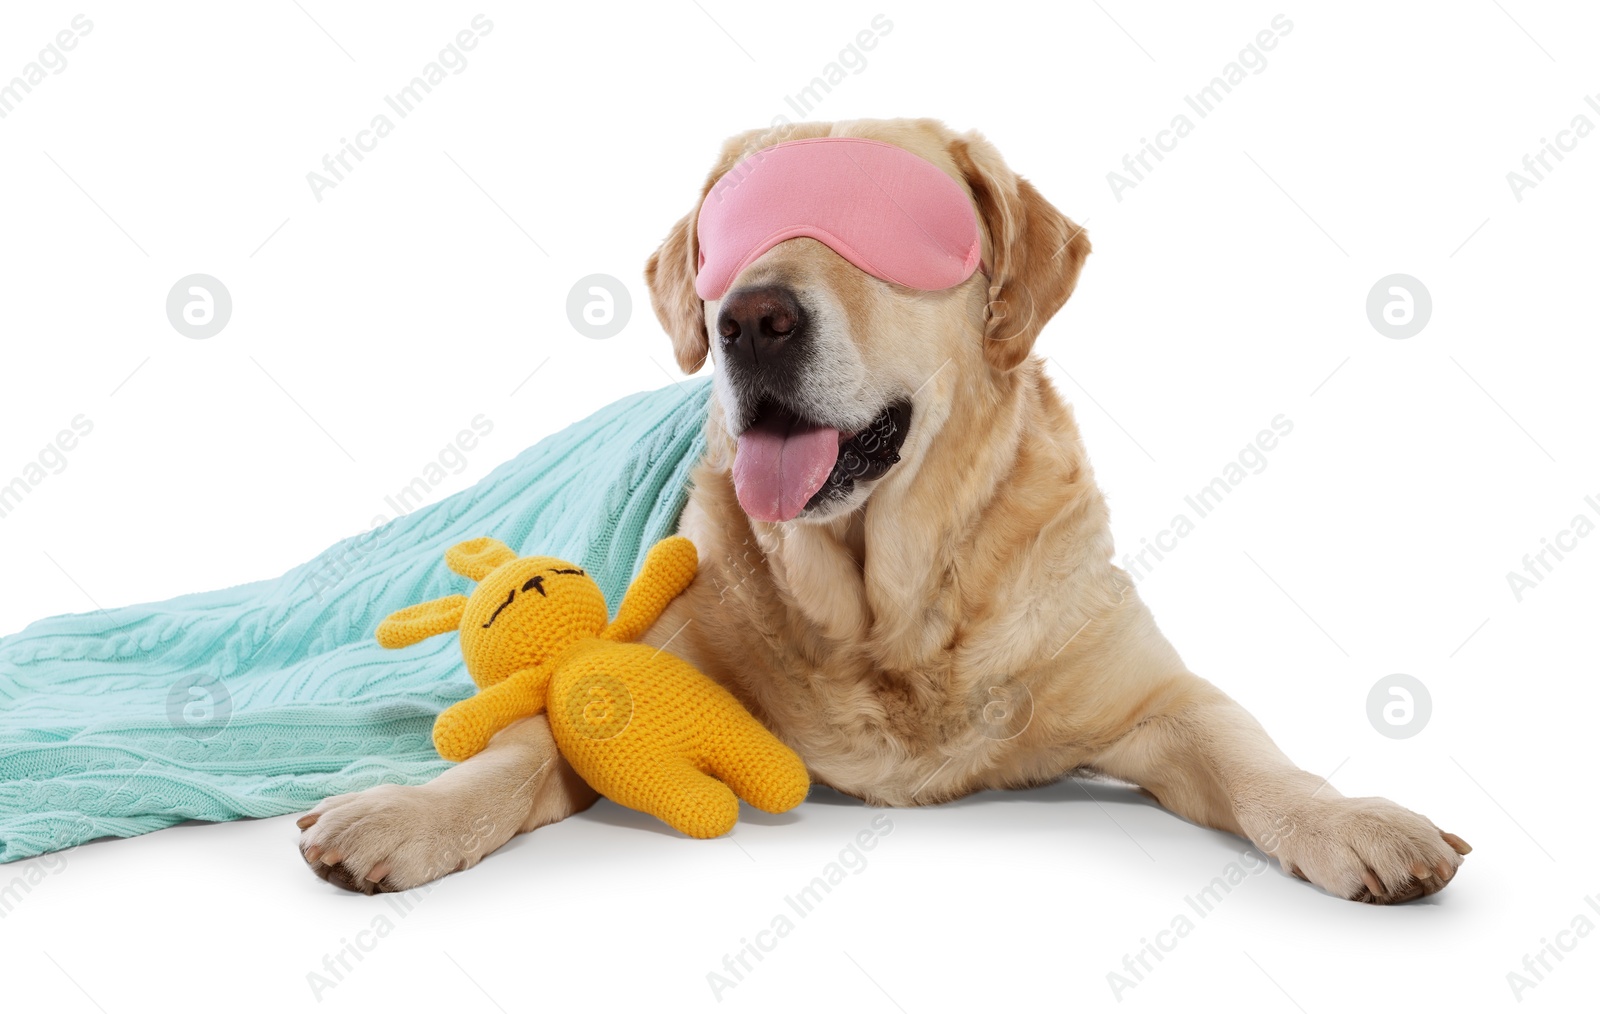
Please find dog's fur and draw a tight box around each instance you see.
[298,118,1469,903]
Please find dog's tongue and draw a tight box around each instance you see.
[733,413,840,522]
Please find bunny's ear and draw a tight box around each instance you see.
[445,538,517,582]
[376,595,468,649]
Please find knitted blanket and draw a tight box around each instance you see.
[0,380,712,863]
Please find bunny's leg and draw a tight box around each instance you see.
[703,717,811,815]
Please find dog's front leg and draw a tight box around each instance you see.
[1089,674,1471,904]
[296,714,597,893]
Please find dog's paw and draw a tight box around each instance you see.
[1269,795,1472,904]
[296,783,503,895]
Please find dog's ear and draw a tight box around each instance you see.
[950,132,1091,371]
[646,127,830,375]
[644,206,709,374]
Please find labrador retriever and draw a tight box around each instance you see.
[297,117,1469,904]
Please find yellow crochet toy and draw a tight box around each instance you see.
[374,535,809,839]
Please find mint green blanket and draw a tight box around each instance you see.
[0,380,711,863]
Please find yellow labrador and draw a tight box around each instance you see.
[298,118,1469,903]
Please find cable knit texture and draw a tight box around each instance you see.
[0,380,711,864]
[378,536,810,839]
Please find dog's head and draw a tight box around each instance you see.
[646,118,1090,524]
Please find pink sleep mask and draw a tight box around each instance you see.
[695,137,983,301]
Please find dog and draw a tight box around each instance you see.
[297,117,1470,903]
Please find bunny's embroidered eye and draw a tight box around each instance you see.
[551,568,585,576]
[482,589,516,628]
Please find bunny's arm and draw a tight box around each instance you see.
[432,665,550,762]
[600,536,698,643]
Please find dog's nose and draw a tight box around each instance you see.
[716,285,803,367]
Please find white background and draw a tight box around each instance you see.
[1,2,1596,1011]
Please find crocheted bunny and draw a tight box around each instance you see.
[375,535,809,838]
